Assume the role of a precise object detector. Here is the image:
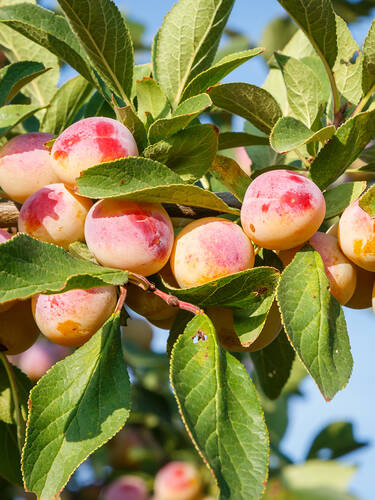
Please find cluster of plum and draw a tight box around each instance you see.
[0,116,374,359]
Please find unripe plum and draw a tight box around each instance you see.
[18,183,92,249]
[85,200,174,276]
[126,283,177,326]
[241,170,326,250]
[338,199,375,271]
[32,286,117,347]
[345,266,374,309]
[51,117,138,187]
[0,300,39,355]
[103,475,149,500]
[207,301,282,353]
[0,133,58,203]
[170,217,254,288]
[122,317,153,350]
[154,461,202,500]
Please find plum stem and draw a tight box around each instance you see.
[115,285,127,313]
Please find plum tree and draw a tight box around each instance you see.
[170,217,254,288]
[51,117,138,187]
[102,475,149,500]
[0,133,58,203]
[18,183,92,249]
[241,170,326,250]
[122,316,153,350]
[207,301,282,352]
[338,199,375,272]
[0,300,39,355]
[32,286,117,347]
[153,461,202,500]
[85,200,174,276]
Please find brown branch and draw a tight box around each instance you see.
[0,200,20,227]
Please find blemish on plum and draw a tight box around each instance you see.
[281,190,312,210]
[261,203,270,213]
[249,223,255,232]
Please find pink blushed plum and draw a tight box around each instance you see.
[170,217,254,288]
[18,183,92,249]
[0,133,58,203]
[241,170,326,250]
[103,475,149,500]
[51,117,138,187]
[154,461,202,500]
[338,199,375,272]
[84,200,174,276]
[32,286,117,347]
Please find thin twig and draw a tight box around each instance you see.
[115,285,127,313]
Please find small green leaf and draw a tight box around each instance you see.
[22,314,131,500]
[40,75,93,135]
[131,63,152,99]
[0,103,44,137]
[270,117,335,153]
[153,0,235,108]
[0,362,32,424]
[0,61,49,106]
[57,0,134,102]
[358,184,375,217]
[251,329,295,400]
[324,181,367,219]
[208,83,282,134]
[0,234,127,304]
[362,20,375,95]
[218,131,269,150]
[210,154,250,201]
[171,314,269,500]
[0,422,22,485]
[136,77,170,123]
[307,422,367,460]
[77,157,237,214]
[310,109,375,189]
[114,104,147,152]
[181,47,264,101]
[277,247,353,401]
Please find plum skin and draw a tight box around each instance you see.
[241,169,326,250]
[0,300,39,355]
[154,461,202,500]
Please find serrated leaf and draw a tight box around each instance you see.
[136,77,170,123]
[0,61,49,106]
[251,329,295,400]
[208,83,282,134]
[40,75,93,135]
[181,47,264,101]
[277,246,353,401]
[148,93,212,144]
[153,0,234,108]
[77,158,238,214]
[275,53,324,128]
[362,20,375,95]
[114,104,147,152]
[358,184,375,217]
[170,314,269,500]
[57,0,133,102]
[218,131,269,150]
[0,103,43,137]
[0,362,32,424]
[131,63,152,99]
[210,154,250,201]
[0,234,127,304]
[324,181,367,219]
[144,124,217,183]
[22,314,131,500]
[0,421,22,485]
[270,117,335,153]
[310,109,375,189]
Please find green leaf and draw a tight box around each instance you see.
[136,77,170,123]
[251,329,295,400]
[0,422,22,485]
[208,83,282,135]
[261,16,297,63]
[270,117,335,153]
[153,0,234,108]
[307,422,367,460]
[40,75,93,135]
[68,241,97,263]
[0,103,43,137]
[77,158,238,214]
[57,0,134,102]
[0,3,94,86]
[181,47,264,101]
[324,181,367,219]
[22,314,131,500]
[0,234,127,304]
[362,20,375,95]
[358,184,375,217]
[148,93,212,143]
[275,53,324,128]
[277,247,353,401]
[84,92,116,120]
[218,131,269,150]
[114,104,147,152]
[0,61,49,106]
[0,362,32,424]
[244,121,286,172]
[210,154,250,201]
[144,124,218,183]
[131,63,152,98]
[170,314,269,500]
[310,109,375,189]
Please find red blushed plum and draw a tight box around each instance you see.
[338,199,375,272]
[0,301,39,355]
[51,117,138,187]
[0,133,58,203]
[103,476,149,500]
[241,170,326,250]
[18,183,92,249]
[170,217,254,288]
[154,462,202,500]
[84,200,174,276]
[32,286,117,347]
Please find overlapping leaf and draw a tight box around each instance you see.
[0,362,32,424]
[324,181,366,219]
[136,78,170,123]
[0,61,49,107]
[307,422,367,460]
[362,20,375,95]
[218,131,268,150]
[358,184,375,217]
[210,155,250,201]
[0,422,22,485]
[0,104,43,137]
